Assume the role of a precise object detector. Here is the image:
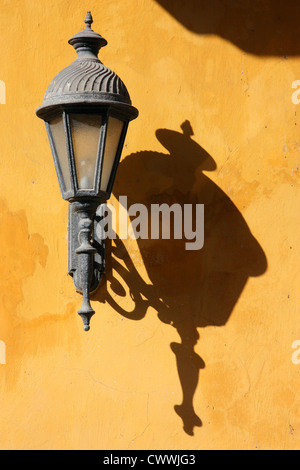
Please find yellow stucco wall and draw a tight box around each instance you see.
[0,0,299,450]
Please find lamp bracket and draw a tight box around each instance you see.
[68,202,105,294]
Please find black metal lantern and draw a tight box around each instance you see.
[36,11,138,331]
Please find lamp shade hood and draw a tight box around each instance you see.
[36,11,138,122]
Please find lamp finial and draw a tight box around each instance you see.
[85,11,93,30]
[68,10,107,58]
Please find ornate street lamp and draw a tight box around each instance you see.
[36,11,138,331]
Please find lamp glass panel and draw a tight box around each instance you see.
[70,114,102,190]
[49,116,71,193]
[100,117,124,192]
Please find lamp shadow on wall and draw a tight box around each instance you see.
[93,121,267,436]
[155,0,300,56]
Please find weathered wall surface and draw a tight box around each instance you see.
[0,0,299,450]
